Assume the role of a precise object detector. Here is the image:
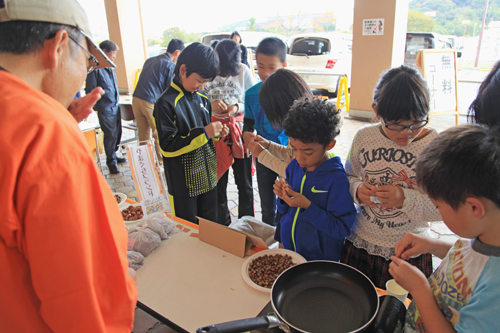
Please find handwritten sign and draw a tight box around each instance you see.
[363,19,384,36]
[127,144,169,216]
[416,50,459,125]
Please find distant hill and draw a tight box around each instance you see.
[409,0,500,35]
[221,12,342,38]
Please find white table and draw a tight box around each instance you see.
[136,220,270,332]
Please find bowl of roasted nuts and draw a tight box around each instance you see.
[121,204,144,228]
[241,249,306,293]
[114,192,128,209]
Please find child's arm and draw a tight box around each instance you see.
[205,122,229,139]
[286,178,356,240]
[389,257,455,333]
[345,135,378,208]
[153,99,227,156]
[249,138,289,178]
[395,233,454,260]
[242,89,256,145]
[274,178,291,215]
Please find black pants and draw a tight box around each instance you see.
[217,156,254,226]
[256,158,279,226]
[97,105,122,166]
[170,186,218,224]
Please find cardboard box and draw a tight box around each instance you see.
[198,217,268,258]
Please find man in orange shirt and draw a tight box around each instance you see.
[0,0,137,332]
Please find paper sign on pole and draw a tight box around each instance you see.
[416,49,460,125]
[127,144,168,216]
[363,19,384,36]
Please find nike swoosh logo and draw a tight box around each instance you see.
[311,186,327,193]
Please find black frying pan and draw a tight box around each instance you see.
[197,261,379,333]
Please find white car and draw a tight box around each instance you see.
[286,33,352,96]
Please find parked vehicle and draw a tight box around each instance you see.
[286,33,352,97]
[201,31,288,72]
[405,32,461,65]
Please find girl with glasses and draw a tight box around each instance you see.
[341,65,442,290]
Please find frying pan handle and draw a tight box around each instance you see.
[196,315,281,333]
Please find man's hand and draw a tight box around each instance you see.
[68,87,104,123]
[127,267,137,281]
[205,122,228,138]
[373,185,405,209]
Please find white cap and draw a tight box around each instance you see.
[0,0,115,69]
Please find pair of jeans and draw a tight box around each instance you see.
[97,105,122,166]
[256,158,279,226]
[132,97,162,162]
[216,156,254,226]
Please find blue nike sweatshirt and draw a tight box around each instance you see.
[277,155,356,261]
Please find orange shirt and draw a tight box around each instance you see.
[0,71,137,332]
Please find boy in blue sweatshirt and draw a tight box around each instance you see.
[274,98,356,261]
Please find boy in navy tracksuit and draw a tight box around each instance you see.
[274,98,356,261]
[153,43,228,223]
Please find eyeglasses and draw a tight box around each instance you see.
[383,117,429,131]
[68,35,99,74]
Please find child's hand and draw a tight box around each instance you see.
[253,135,271,149]
[395,233,427,259]
[373,185,405,209]
[211,100,227,113]
[389,256,429,296]
[220,124,230,137]
[274,179,310,209]
[356,183,377,207]
[273,179,287,198]
[242,132,255,145]
[205,121,225,138]
[218,105,238,118]
[247,140,265,158]
[282,188,311,209]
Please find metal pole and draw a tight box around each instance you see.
[474,0,490,68]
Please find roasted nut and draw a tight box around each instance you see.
[248,254,296,288]
[121,205,143,221]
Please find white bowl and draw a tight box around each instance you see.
[114,192,128,208]
[241,249,307,293]
[121,203,144,229]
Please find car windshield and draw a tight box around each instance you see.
[290,38,330,56]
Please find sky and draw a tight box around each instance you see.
[80,0,354,40]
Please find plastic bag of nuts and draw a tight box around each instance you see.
[248,254,296,288]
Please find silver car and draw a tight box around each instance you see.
[286,33,352,97]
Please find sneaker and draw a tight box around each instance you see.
[116,157,127,164]
[108,164,120,174]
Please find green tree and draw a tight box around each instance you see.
[407,9,435,31]
[248,17,256,31]
[160,27,201,46]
